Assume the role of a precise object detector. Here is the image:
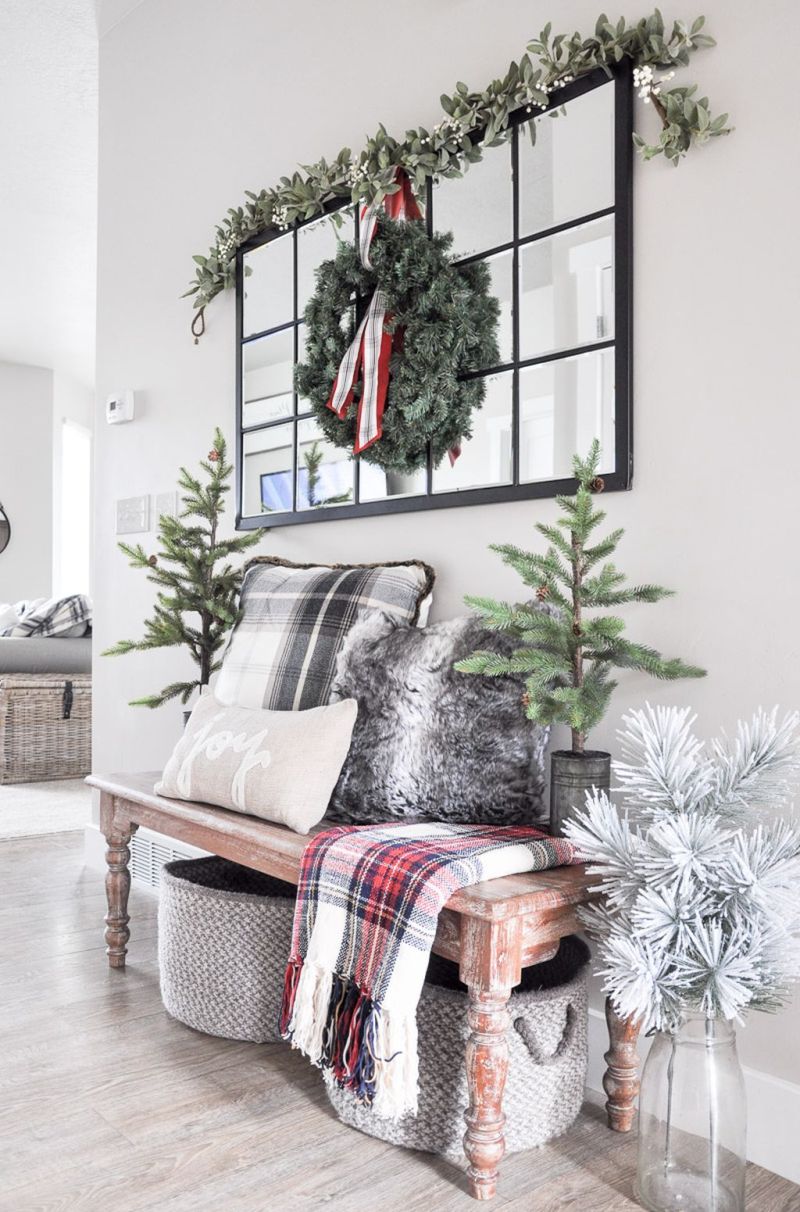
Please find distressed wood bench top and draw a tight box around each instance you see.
[87,769,639,1204]
[87,770,594,925]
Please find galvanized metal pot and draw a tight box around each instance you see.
[550,749,611,836]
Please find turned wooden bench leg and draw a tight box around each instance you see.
[604,998,641,1131]
[464,985,512,1201]
[460,916,522,1202]
[100,792,137,970]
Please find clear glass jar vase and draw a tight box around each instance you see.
[636,1013,746,1212]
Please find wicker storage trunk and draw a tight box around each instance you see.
[326,937,590,1162]
[158,857,297,1043]
[0,673,92,784]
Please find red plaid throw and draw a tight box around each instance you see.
[280,820,576,1118]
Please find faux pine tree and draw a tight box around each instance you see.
[302,441,352,508]
[103,430,262,707]
[455,441,705,754]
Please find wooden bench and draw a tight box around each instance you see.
[89,771,641,1203]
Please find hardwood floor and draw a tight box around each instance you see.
[1,834,798,1212]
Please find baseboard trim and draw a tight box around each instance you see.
[83,822,106,869]
[83,822,209,876]
[587,1006,800,1185]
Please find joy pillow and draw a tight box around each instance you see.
[155,693,357,834]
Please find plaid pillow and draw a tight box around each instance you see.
[215,557,434,711]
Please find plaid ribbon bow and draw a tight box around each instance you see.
[326,169,421,456]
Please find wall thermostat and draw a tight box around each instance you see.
[106,390,135,424]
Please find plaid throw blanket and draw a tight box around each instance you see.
[1,594,92,638]
[280,821,576,1119]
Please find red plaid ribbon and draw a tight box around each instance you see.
[326,169,421,455]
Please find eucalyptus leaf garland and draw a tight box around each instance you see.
[186,11,730,327]
[294,215,500,474]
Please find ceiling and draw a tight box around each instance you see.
[0,0,98,386]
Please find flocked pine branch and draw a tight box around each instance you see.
[456,441,705,753]
[709,708,800,818]
[103,430,263,707]
[565,705,800,1030]
[615,703,716,816]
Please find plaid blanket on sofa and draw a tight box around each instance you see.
[280,821,576,1119]
[1,594,92,638]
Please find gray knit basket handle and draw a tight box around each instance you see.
[513,1003,577,1066]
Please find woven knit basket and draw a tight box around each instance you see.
[326,936,590,1162]
[0,673,91,784]
[158,856,297,1043]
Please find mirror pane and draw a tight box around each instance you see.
[242,329,295,426]
[0,506,9,553]
[242,234,294,338]
[243,423,295,516]
[519,82,614,238]
[519,215,613,362]
[433,140,512,259]
[296,419,354,511]
[297,211,355,315]
[433,371,513,493]
[519,347,615,483]
[482,250,513,367]
[359,462,427,502]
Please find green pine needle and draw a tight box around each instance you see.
[106,431,266,708]
[458,440,706,749]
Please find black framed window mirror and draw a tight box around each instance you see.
[235,67,632,529]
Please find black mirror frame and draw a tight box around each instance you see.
[235,65,633,531]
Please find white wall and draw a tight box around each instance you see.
[94,0,800,1175]
[52,372,94,596]
[0,360,54,601]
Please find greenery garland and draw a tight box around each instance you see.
[186,12,730,331]
[294,215,499,474]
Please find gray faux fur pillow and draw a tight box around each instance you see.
[327,612,549,826]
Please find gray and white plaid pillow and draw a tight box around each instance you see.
[215,557,434,711]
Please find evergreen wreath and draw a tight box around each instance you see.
[294,214,500,474]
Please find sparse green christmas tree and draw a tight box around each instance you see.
[302,441,353,509]
[455,441,705,753]
[103,430,262,707]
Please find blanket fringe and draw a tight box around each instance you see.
[280,957,419,1118]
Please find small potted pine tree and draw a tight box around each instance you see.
[455,441,705,834]
[103,430,263,713]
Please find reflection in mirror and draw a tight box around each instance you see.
[433,139,512,259]
[433,371,513,493]
[519,348,615,483]
[0,503,9,554]
[519,215,613,361]
[242,233,294,338]
[519,83,614,238]
[359,462,427,502]
[296,419,353,511]
[297,211,355,315]
[480,250,513,367]
[243,423,294,515]
[242,328,295,427]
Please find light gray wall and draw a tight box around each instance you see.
[94,0,800,1116]
[0,360,54,601]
